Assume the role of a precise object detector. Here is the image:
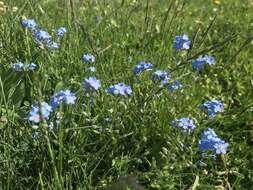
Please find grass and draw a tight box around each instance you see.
[0,0,253,189]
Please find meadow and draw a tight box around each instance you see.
[0,0,253,189]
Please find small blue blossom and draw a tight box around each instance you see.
[173,34,191,50]
[48,41,59,49]
[107,83,132,96]
[21,19,37,30]
[192,55,215,71]
[214,141,229,155]
[56,27,67,38]
[27,63,37,70]
[87,66,96,72]
[151,70,170,81]
[151,70,170,86]
[83,77,101,91]
[133,61,153,75]
[34,29,59,49]
[28,102,52,124]
[199,128,228,155]
[50,90,76,109]
[83,53,95,63]
[171,118,196,130]
[168,80,182,92]
[12,62,24,71]
[34,30,52,42]
[12,62,37,71]
[199,100,224,117]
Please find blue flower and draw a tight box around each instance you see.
[50,90,76,109]
[83,77,101,91]
[34,30,52,42]
[133,61,153,75]
[12,62,37,71]
[199,128,228,155]
[171,118,196,130]
[199,100,224,117]
[192,55,215,71]
[21,19,37,30]
[27,63,37,70]
[12,62,24,71]
[151,70,170,81]
[168,80,182,92]
[28,102,52,124]
[83,53,95,63]
[34,29,59,49]
[56,27,67,38]
[48,41,59,49]
[173,34,191,50]
[107,83,132,96]
[151,70,170,86]
[214,141,229,155]
[87,66,96,72]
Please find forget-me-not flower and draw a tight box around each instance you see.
[107,83,132,96]
[192,55,215,71]
[199,99,224,117]
[171,118,196,131]
[50,90,76,109]
[87,66,96,72]
[56,27,67,38]
[28,102,52,124]
[133,61,153,75]
[83,77,101,91]
[21,19,37,31]
[12,62,37,71]
[173,34,191,50]
[168,80,182,92]
[83,53,95,63]
[34,29,59,49]
[199,128,228,155]
[151,70,170,86]
[34,30,51,42]
[27,63,37,70]
[12,62,24,71]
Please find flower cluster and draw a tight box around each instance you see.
[87,66,96,72]
[56,27,67,38]
[12,62,37,71]
[199,128,229,155]
[171,118,196,131]
[83,53,95,63]
[83,77,101,91]
[34,29,59,49]
[173,34,191,50]
[192,55,215,71]
[28,102,52,123]
[199,100,224,117]
[133,61,153,75]
[24,29,229,160]
[50,90,76,109]
[21,18,60,49]
[21,19,37,31]
[151,70,170,86]
[168,80,182,92]
[28,90,76,126]
[107,83,132,96]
